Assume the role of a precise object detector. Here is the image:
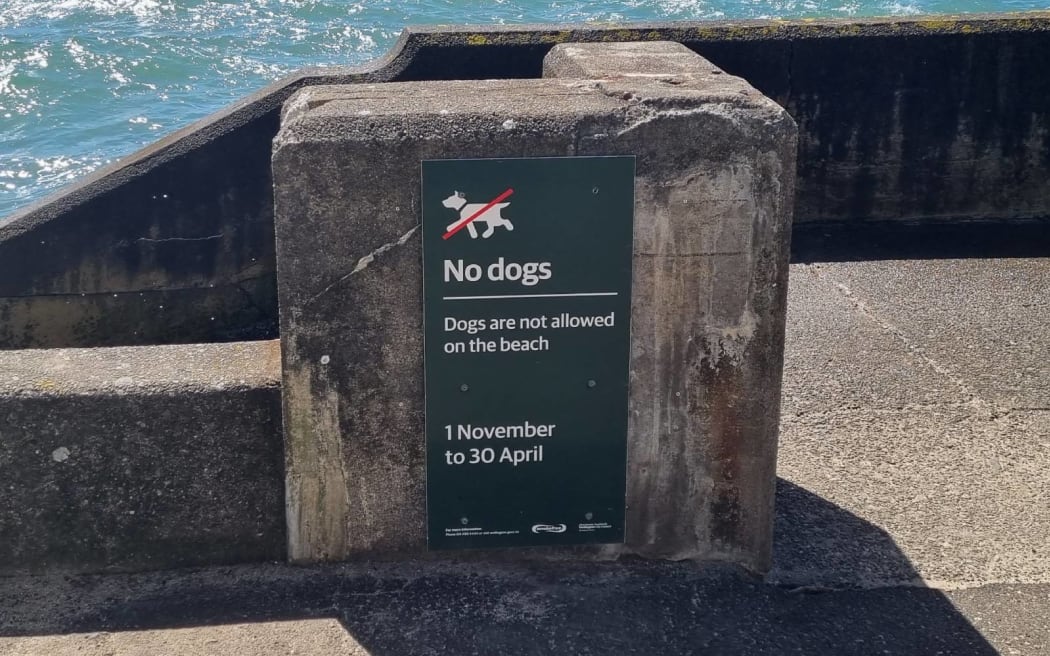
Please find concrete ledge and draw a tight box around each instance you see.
[0,340,286,575]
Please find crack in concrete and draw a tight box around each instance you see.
[349,224,419,275]
[811,266,1029,483]
[135,234,223,243]
[818,270,992,411]
[781,402,984,419]
[303,224,419,307]
[614,105,722,136]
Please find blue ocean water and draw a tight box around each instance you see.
[0,0,1043,218]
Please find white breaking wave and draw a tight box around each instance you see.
[0,155,110,203]
[0,0,174,27]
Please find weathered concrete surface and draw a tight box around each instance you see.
[0,280,276,349]
[274,43,795,568]
[775,258,1050,588]
[546,42,795,568]
[2,560,1048,655]
[3,15,1050,349]
[0,113,284,349]
[0,340,286,575]
[811,258,1050,410]
[765,25,1050,225]
[542,39,710,78]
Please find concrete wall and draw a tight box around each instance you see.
[0,341,286,574]
[1,15,1048,349]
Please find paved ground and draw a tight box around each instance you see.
[777,257,1050,590]
[2,238,1048,654]
[1,561,1048,655]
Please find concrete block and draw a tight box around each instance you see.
[0,341,286,574]
[273,41,796,570]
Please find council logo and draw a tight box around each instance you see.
[531,523,567,534]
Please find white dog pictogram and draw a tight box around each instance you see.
[442,191,514,239]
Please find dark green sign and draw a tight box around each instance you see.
[422,156,635,550]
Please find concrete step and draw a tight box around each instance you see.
[0,341,285,575]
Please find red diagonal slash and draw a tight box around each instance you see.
[442,188,514,240]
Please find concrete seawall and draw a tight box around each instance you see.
[0,14,1048,349]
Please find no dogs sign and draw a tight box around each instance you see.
[421,156,635,550]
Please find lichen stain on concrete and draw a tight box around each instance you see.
[692,347,758,563]
[284,340,350,562]
[606,29,640,43]
[914,18,972,33]
[33,378,57,392]
[50,447,70,463]
[622,149,765,559]
[537,30,572,45]
[625,280,718,560]
[439,16,1050,53]
[702,307,758,370]
[625,249,712,558]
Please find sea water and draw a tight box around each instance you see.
[0,0,1042,219]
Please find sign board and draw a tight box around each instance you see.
[421,156,635,550]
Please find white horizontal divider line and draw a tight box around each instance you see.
[443,292,619,301]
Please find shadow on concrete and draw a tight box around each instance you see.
[0,479,997,655]
[772,479,927,588]
[791,218,1050,263]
